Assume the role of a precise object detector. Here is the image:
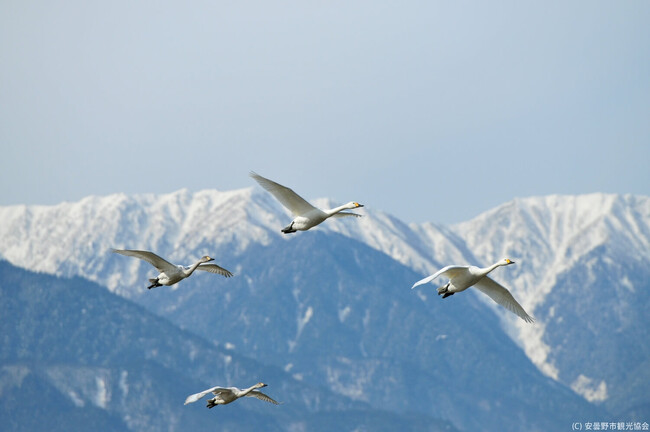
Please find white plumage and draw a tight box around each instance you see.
[184,382,280,408]
[112,249,232,289]
[250,172,364,233]
[412,258,534,323]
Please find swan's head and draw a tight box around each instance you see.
[256,382,267,388]
[502,258,515,266]
[201,256,215,263]
[347,202,364,209]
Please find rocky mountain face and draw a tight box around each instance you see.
[0,261,454,432]
[0,189,648,429]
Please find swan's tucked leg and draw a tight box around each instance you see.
[442,292,454,298]
[281,222,297,234]
[147,278,161,289]
[206,399,217,409]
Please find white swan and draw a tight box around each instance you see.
[250,171,364,233]
[411,258,534,323]
[184,382,280,408]
[112,249,233,289]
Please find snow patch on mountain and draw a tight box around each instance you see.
[326,358,378,402]
[68,390,85,408]
[339,306,352,323]
[289,305,314,353]
[571,375,608,403]
[119,370,129,398]
[95,376,110,409]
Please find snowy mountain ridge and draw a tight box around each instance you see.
[1,188,645,300]
[0,187,461,295]
[455,193,650,307]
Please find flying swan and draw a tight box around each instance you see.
[184,382,281,408]
[250,171,364,233]
[411,258,534,323]
[112,249,233,289]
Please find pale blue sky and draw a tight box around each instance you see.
[1,1,648,224]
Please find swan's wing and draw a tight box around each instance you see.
[112,249,176,273]
[411,265,468,289]
[195,264,234,278]
[184,386,228,405]
[474,277,535,323]
[250,172,317,216]
[247,390,281,405]
[331,212,363,218]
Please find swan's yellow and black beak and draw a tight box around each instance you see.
[355,202,364,208]
[505,258,515,265]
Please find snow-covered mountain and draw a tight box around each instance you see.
[0,189,648,424]
[452,194,650,417]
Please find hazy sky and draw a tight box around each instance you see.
[1,1,648,224]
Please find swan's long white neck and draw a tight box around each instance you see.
[183,260,205,277]
[239,384,261,397]
[481,261,506,277]
[324,203,354,217]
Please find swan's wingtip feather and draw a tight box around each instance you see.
[411,280,426,289]
[511,308,535,324]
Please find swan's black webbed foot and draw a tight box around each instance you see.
[442,292,454,299]
[281,222,296,234]
[437,283,450,296]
